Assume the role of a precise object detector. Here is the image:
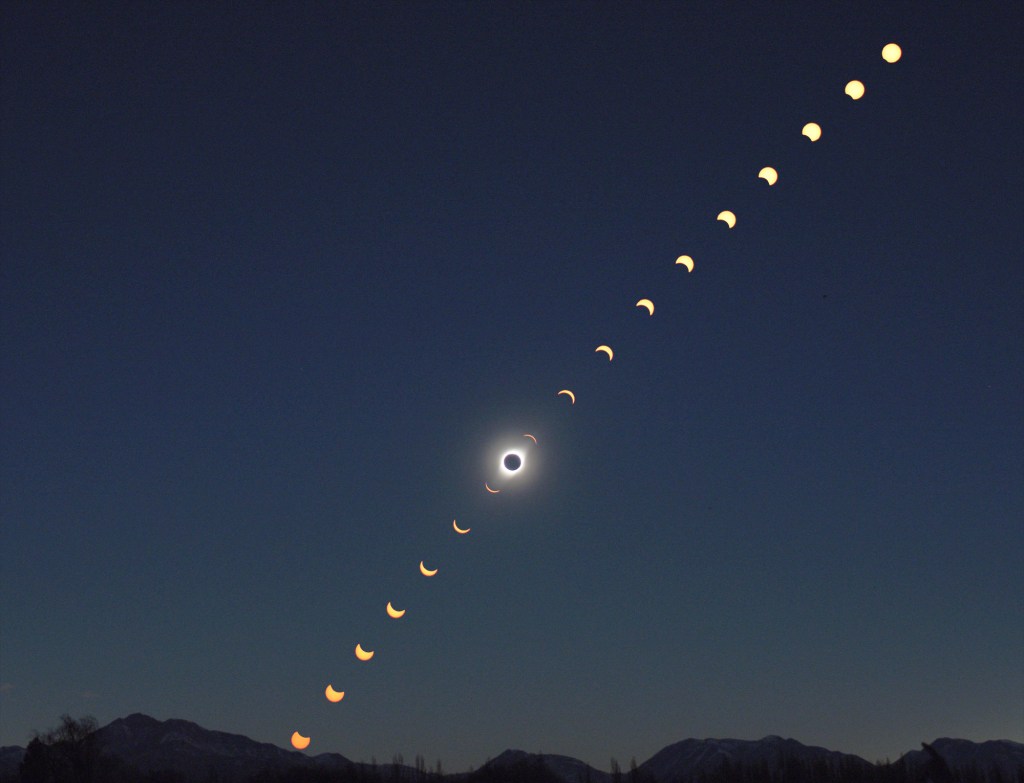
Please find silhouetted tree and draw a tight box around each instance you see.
[610,757,622,783]
[19,715,104,783]
[19,738,51,783]
[919,742,954,783]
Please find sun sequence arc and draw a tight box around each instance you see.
[287,37,905,749]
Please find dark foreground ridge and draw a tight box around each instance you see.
[1,713,1021,783]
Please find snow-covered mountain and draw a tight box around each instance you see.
[482,748,613,783]
[898,738,1024,781]
[94,712,354,780]
[637,735,872,781]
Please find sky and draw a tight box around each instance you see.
[1,0,1022,773]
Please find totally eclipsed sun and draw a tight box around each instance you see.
[502,452,523,473]
[485,434,538,493]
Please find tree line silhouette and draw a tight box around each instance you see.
[5,716,1021,783]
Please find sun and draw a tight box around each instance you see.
[501,450,524,475]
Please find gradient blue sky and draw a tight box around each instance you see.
[2,0,1022,772]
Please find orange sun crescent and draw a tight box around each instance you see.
[484,482,500,494]
[324,685,345,703]
[453,519,471,534]
[291,732,311,750]
[419,560,438,576]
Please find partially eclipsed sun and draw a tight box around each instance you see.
[324,685,344,703]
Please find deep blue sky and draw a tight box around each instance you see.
[2,0,1021,771]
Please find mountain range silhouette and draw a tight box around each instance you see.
[1,713,1021,782]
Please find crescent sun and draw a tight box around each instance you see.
[484,482,501,494]
[386,601,406,619]
[523,433,537,444]
[453,519,471,534]
[354,643,374,661]
[716,210,737,229]
[420,560,438,576]
[291,731,311,750]
[595,345,614,361]
[557,389,576,404]
[636,298,654,316]
[675,255,695,273]
[758,166,778,186]
[324,685,345,703]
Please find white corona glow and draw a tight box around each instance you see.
[486,432,539,492]
[501,450,525,475]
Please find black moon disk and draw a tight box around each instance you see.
[503,453,522,471]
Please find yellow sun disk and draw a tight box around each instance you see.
[355,643,374,661]
[635,298,654,316]
[386,601,406,619]
[419,560,438,576]
[845,80,865,100]
[802,122,822,142]
[324,685,345,703]
[882,43,902,63]
[758,167,778,186]
[675,255,694,272]
[717,210,736,229]
[595,345,614,361]
[291,732,311,750]
[557,389,576,404]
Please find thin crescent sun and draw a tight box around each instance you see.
[386,601,406,619]
[291,731,310,750]
[595,345,614,361]
[324,685,345,703]
[484,482,500,494]
[557,389,576,404]
[354,643,374,661]
[419,560,438,576]
[675,255,695,272]
[635,298,654,316]
[453,519,471,534]
[523,433,537,444]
